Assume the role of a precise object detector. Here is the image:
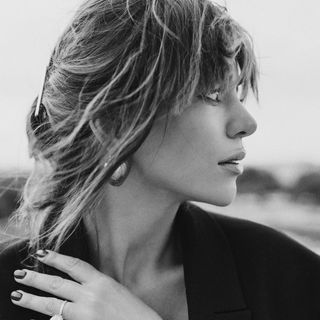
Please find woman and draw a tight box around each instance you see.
[1,0,320,319]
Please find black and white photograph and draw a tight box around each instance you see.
[1,0,320,319]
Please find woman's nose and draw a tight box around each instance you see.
[226,102,258,139]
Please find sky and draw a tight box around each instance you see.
[0,0,320,170]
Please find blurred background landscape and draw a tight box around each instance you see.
[1,0,320,254]
[1,164,320,254]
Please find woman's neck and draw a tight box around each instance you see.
[83,166,184,290]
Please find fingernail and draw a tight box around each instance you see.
[11,291,23,301]
[14,270,26,279]
[35,249,49,258]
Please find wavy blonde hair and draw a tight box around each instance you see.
[2,0,258,263]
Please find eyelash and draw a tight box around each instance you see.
[206,95,221,104]
[198,90,245,104]
[198,92,221,104]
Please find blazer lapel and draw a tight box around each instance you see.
[175,202,251,320]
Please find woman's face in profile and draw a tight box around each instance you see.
[132,69,257,206]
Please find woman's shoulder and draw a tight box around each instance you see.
[193,205,320,315]
[188,203,315,249]
[0,239,34,319]
[207,209,320,263]
[0,238,30,269]
[201,207,320,292]
[185,202,320,270]
[0,238,32,292]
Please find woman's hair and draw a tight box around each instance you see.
[2,0,258,261]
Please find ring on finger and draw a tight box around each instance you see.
[50,300,68,320]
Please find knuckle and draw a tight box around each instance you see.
[85,291,99,306]
[45,298,59,315]
[99,275,113,287]
[62,300,72,318]
[66,257,81,269]
[104,276,118,290]
[49,276,64,291]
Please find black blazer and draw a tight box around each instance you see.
[1,202,320,320]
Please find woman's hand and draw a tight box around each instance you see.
[11,250,163,320]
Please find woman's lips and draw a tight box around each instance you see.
[218,150,246,164]
[217,150,245,175]
[218,161,244,175]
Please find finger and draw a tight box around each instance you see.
[35,250,101,284]
[10,290,77,319]
[14,269,84,301]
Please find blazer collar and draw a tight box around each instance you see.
[174,202,251,320]
[59,202,251,320]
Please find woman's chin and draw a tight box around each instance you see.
[206,185,237,207]
[181,180,238,207]
[213,197,235,207]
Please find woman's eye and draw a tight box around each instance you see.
[208,91,221,102]
[198,90,221,104]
